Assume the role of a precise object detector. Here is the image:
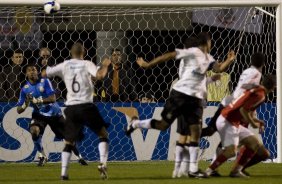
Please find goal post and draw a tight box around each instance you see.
[276,3,282,164]
[0,0,282,163]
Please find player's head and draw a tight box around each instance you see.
[184,36,199,49]
[39,48,51,58]
[261,74,276,93]
[71,42,85,59]
[39,48,51,66]
[139,91,155,103]
[110,48,122,65]
[197,32,211,53]
[25,64,38,82]
[251,52,265,69]
[12,49,24,65]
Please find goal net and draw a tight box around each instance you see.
[0,4,277,162]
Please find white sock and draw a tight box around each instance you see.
[188,146,199,173]
[61,151,72,177]
[98,141,109,165]
[133,119,152,129]
[180,145,190,172]
[174,144,184,170]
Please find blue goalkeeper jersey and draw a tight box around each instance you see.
[16,77,62,117]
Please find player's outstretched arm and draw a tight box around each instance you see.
[96,58,111,80]
[136,51,177,69]
[213,50,236,72]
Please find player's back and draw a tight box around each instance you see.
[232,66,262,99]
[173,47,214,99]
[221,66,261,106]
[62,59,96,105]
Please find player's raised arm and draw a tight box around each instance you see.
[16,90,30,114]
[136,51,177,69]
[95,57,111,80]
[213,50,236,72]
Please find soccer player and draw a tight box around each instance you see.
[205,75,276,177]
[170,36,221,178]
[16,64,87,166]
[173,74,221,178]
[201,52,266,176]
[42,42,111,180]
[201,52,265,138]
[126,32,236,178]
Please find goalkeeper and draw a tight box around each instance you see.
[16,64,87,166]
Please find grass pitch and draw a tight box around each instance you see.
[0,161,281,184]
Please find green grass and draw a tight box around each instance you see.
[0,161,281,184]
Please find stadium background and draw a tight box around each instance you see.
[0,6,277,162]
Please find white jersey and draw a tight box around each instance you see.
[172,47,215,99]
[221,66,262,106]
[46,59,99,105]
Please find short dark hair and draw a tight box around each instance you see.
[71,42,85,56]
[139,91,154,99]
[13,49,23,55]
[251,52,265,68]
[184,36,199,49]
[24,63,37,72]
[262,74,276,90]
[110,48,122,55]
[197,32,211,46]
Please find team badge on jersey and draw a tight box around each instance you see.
[24,85,29,88]
[39,86,44,92]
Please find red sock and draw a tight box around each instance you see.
[236,147,256,168]
[243,148,269,169]
[210,154,228,170]
[236,146,246,164]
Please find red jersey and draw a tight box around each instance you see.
[221,86,266,127]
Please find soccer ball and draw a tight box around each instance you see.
[44,0,60,14]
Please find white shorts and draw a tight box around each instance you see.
[216,115,254,147]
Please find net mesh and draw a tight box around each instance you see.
[0,5,277,162]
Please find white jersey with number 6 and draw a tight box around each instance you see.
[46,59,99,105]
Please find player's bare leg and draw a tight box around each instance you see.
[125,117,169,136]
[71,143,88,166]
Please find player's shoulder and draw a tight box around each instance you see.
[243,66,261,75]
[176,47,200,54]
[250,85,266,96]
[21,81,30,91]
[39,77,50,83]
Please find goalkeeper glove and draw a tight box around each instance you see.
[32,96,44,104]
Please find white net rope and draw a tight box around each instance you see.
[0,6,277,162]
